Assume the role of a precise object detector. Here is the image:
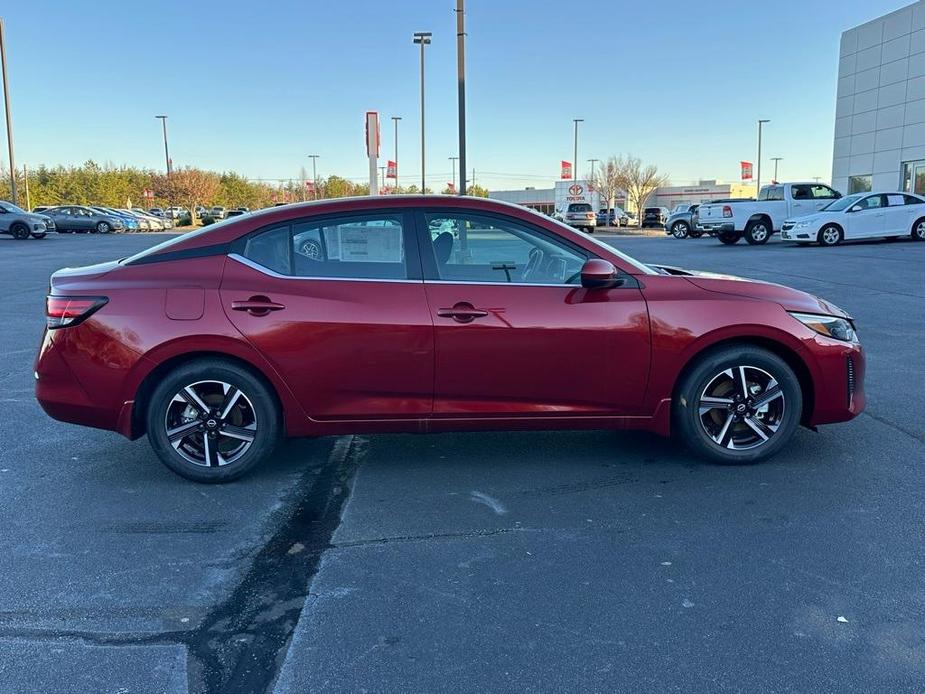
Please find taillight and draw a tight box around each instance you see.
[46,295,108,329]
[722,205,733,218]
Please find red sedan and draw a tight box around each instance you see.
[35,196,865,482]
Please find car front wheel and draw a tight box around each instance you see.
[96,222,111,234]
[146,359,280,483]
[818,225,843,246]
[674,345,802,464]
[671,221,690,239]
[912,218,925,241]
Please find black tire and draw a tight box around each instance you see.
[10,223,30,240]
[817,224,843,247]
[911,217,925,241]
[718,231,740,245]
[671,221,690,239]
[689,229,704,238]
[744,219,771,245]
[674,345,802,465]
[146,359,280,483]
[96,221,112,234]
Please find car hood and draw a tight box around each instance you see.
[783,213,827,225]
[651,264,851,318]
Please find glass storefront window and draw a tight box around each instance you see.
[901,161,925,195]
[847,175,871,194]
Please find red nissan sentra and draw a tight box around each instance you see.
[34,196,865,482]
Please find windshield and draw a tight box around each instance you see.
[541,213,655,275]
[821,194,863,212]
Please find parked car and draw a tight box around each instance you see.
[210,206,227,220]
[120,209,154,231]
[665,204,703,239]
[91,207,139,232]
[596,210,613,226]
[698,182,842,245]
[131,208,167,230]
[0,200,54,239]
[641,207,670,228]
[32,206,55,214]
[166,207,188,219]
[45,205,125,233]
[781,191,925,246]
[35,196,865,482]
[613,207,632,227]
[555,202,596,233]
[224,208,248,219]
[148,207,165,218]
[195,206,208,218]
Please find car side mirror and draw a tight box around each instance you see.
[580,258,620,289]
[849,204,862,213]
[834,191,842,198]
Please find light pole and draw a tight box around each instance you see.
[572,119,583,180]
[413,31,432,194]
[456,0,467,196]
[770,157,782,183]
[587,158,600,183]
[756,119,769,192]
[1,18,17,204]
[449,156,459,193]
[155,115,171,176]
[307,154,319,199]
[391,116,401,191]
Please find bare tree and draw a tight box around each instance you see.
[613,155,669,226]
[588,156,623,216]
[151,168,219,224]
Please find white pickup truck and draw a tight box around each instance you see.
[698,182,843,245]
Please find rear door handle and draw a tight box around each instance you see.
[437,303,489,323]
[231,296,286,316]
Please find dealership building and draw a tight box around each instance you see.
[834,0,925,194]
[489,180,755,215]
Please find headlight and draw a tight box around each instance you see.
[790,312,857,342]
[793,219,812,229]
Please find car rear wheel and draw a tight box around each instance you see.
[10,223,30,240]
[674,345,802,464]
[744,220,771,245]
[718,232,740,245]
[671,221,690,239]
[146,359,280,483]
[818,224,842,246]
[912,218,925,241]
[96,221,112,234]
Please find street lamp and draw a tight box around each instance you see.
[0,18,17,204]
[572,119,583,180]
[391,116,401,191]
[155,115,171,175]
[449,156,459,193]
[771,157,783,183]
[587,158,600,183]
[307,154,319,199]
[413,31,432,194]
[756,119,770,192]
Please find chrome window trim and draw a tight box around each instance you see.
[424,279,578,288]
[227,253,420,284]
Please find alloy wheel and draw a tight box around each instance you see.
[698,365,785,450]
[821,226,840,245]
[164,380,257,467]
[915,221,925,240]
[751,224,768,242]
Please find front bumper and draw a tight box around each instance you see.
[804,336,866,426]
[780,223,815,241]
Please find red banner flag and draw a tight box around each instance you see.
[741,161,753,181]
[561,160,573,180]
[386,160,397,179]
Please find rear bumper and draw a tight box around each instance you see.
[699,221,736,234]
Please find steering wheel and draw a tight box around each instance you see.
[522,247,545,282]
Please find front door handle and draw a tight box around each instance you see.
[231,295,286,316]
[437,302,489,323]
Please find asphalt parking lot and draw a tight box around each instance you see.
[1,231,923,693]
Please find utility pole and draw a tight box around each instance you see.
[1,18,17,204]
[308,154,319,199]
[155,115,171,175]
[456,0,467,196]
[22,162,29,210]
[379,165,386,187]
[449,156,459,193]
[391,116,401,191]
[756,119,769,193]
[413,32,432,194]
[572,119,583,181]
[771,157,782,182]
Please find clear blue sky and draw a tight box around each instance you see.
[0,0,911,190]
